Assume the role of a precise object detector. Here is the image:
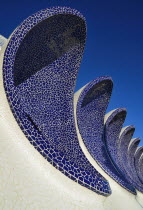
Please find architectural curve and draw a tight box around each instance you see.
[127,138,141,181]
[117,126,135,172]
[135,147,143,185]
[76,77,136,194]
[104,108,127,165]
[3,7,111,196]
[117,127,143,192]
[137,154,143,184]
[127,138,140,168]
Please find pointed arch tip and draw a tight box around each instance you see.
[128,137,141,150]
[119,125,135,138]
[134,146,143,158]
[77,76,113,108]
[104,107,127,125]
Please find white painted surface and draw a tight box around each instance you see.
[0,35,7,55]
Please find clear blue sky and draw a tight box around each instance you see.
[1,0,143,145]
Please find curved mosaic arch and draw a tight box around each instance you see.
[76,77,136,194]
[104,108,127,165]
[137,154,143,184]
[134,147,143,185]
[3,7,111,196]
[127,138,140,168]
[127,138,140,180]
[126,138,143,188]
[117,127,143,192]
[117,126,135,172]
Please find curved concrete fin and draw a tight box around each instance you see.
[76,77,136,194]
[3,7,111,196]
[104,108,127,164]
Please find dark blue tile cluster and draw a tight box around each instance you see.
[3,7,111,196]
[76,77,136,194]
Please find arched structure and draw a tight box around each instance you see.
[127,138,141,182]
[104,108,126,165]
[3,7,110,196]
[117,128,143,193]
[76,77,136,194]
[137,154,143,184]
[0,6,143,210]
[135,147,143,185]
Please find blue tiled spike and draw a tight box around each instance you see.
[128,138,140,164]
[3,7,111,196]
[134,147,143,184]
[76,77,136,194]
[117,127,143,193]
[117,126,135,173]
[104,108,127,165]
[127,138,141,183]
[137,154,143,184]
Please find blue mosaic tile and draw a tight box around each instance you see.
[117,127,143,193]
[127,138,140,180]
[76,77,136,194]
[3,7,111,196]
[104,108,126,165]
[117,126,135,172]
[134,146,143,185]
[137,154,143,184]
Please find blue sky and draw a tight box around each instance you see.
[1,0,143,145]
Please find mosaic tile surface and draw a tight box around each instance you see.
[117,127,143,192]
[117,126,135,173]
[137,154,143,184]
[127,138,140,182]
[104,108,126,165]
[76,77,136,194]
[3,7,111,196]
[134,147,143,185]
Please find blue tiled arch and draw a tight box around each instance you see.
[76,77,136,194]
[137,154,143,184]
[104,108,126,165]
[127,138,140,182]
[117,127,143,193]
[3,7,111,196]
[134,147,143,185]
